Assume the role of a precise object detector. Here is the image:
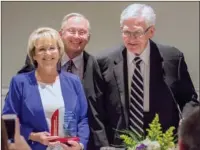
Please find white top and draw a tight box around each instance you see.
[127,40,150,112]
[38,76,65,132]
[38,77,84,150]
[61,52,84,80]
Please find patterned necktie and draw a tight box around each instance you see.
[129,56,144,138]
[66,60,74,73]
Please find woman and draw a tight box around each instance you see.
[3,27,89,150]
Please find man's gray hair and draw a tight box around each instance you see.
[61,12,91,32]
[120,3,156,27]
[179,106,200,150]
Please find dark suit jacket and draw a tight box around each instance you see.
[95,40,198,147]
[3,70,89,150]
[16,51,103,150]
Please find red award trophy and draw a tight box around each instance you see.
[50,107,80,144]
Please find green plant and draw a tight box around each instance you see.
[120,114,175,150]
[119,129,142,148]
[158,126,175,150]
[146,114,175,150]
[146,114,163,141]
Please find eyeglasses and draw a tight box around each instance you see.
[63,28,89,36]
[35,46,58,54]
[122,26,151,38]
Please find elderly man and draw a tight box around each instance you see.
[95,3,199,148]
[15,13,104,150]
[178,106,200,150]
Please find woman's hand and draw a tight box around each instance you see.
[29,131,59,146]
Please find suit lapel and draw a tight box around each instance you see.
[26,71,49,131]
[82,51,89,85]
[83,51,89,77]
[149,40,164,112]
[113,46,129,127]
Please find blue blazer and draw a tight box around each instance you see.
[3,70,89,150]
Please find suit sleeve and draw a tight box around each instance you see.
[3,76,34,141]
[87,59,110,149]
[176,54,199,117]
[76,77,90,149]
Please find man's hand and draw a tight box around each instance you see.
[60,141,82,150]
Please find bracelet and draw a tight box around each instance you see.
[29,132,36,145]
[29,132,36,140]
[7,138,14,143]
[79,143,84,150]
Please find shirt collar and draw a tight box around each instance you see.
[127,40,150,66]
[61,52,84,69]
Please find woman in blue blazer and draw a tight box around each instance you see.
[3,27,89,150]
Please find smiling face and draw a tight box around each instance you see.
[60,16,90,56]
[121,17,155,55]
[33,37,60,73]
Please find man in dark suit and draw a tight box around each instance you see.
[93,3,199,148]
[16,13,103,150]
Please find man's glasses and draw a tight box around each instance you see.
[63,28,89,37]
[122,26,151,39]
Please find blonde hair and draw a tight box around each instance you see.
[27,27,64,66]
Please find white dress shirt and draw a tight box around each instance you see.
[38,77,65,133]
[61,52,84,80]
[127,41,150,112]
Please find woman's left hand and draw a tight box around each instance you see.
[60,141,82,150]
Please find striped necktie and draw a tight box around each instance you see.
[129,56,144,138]
[66,60,74,73]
